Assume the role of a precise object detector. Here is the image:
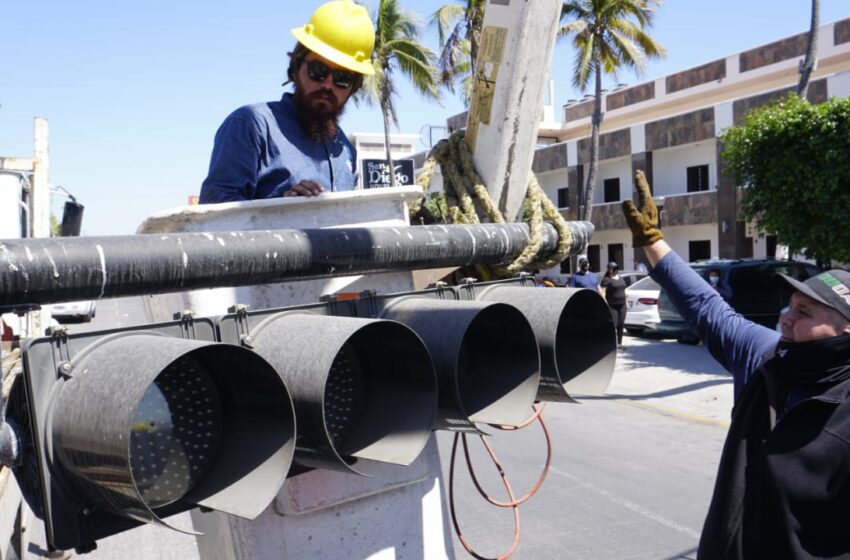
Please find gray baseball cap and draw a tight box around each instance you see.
[775,269,850,322]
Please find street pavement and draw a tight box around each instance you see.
[437,334,732,560]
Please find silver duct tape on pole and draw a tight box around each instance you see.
[0,222,594,306]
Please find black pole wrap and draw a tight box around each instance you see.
[0,222,593,306]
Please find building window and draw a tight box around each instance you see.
[766,235,778,259]
[607,243,624,269]
[587,245,601,272]
[603,178,620,203]
[687,165,709,193]
[688,240,711,261]
[576,166,585,213]
[557,187,569,209]
[560,259,571,274]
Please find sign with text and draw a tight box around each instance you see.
[361,159,415,189]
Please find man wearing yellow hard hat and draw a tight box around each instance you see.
[199,0,374,203]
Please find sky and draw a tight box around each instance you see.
[1,1,848,236]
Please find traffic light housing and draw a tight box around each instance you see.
[373,291,541,430]
[217,304,439,475]
[461,280,616,400]
[10,318,296,553]
[6,277,615,553]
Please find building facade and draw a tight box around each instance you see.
[529,17,850,278]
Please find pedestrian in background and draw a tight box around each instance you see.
[567,257,600,290]
[623,169,850,558]
[599,262,627,350]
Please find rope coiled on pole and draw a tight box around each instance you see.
[414,130,572,274]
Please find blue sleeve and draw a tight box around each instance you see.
[567,276,575,287]
[650,251,780,399]
[199,110,265,203]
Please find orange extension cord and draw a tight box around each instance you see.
[448,403,553,559]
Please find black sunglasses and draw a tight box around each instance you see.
[304,59,357,90]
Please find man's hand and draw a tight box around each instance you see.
[622,170,664,247]
[283,180,325,197]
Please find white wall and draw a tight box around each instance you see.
[662,223,718,262]
[586,228,633,269]
[651,142,718,197]
[0,173,23,239]
[536,169,568,208]
[590,155,632,205]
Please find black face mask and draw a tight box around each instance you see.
[765,333,850,386]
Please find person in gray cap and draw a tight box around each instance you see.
[623,169,850,559]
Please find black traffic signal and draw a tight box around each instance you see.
[460,279,616,400]
[9,317,296,553]
[217,303,438,476]
[6,277,615,554]
[373,291,541,430]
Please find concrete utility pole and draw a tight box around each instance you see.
[465,0,563,221]
[31,118,50,239]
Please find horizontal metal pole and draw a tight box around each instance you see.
[0,222,593,306]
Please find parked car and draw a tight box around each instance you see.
[47,300,97,323]
[654,258,821,344]
[619,270,648,288]
[624,275,661,336]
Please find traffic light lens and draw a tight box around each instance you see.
[324,343,365,450]
[129,355,223,509]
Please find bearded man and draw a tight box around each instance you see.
[199,0,374,202]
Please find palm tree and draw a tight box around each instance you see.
[558,0,665,222]
[430,0,486,104]
[797,0,819,98]
[360,0,439,187]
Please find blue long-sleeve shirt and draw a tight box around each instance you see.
[567,271,599,289]
[199,93,358,203]
[650,251,780,400]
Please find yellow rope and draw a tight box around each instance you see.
[415,130,572,275]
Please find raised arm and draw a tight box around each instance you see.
[622,171,779,398]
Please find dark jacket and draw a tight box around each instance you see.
[651,251,850,559]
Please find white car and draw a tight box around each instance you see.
[624,275,660,336]
[47,300,97,323]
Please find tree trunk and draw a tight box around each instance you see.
[380,85,397,188]
[581,58,603,223]
[797,0,820,99]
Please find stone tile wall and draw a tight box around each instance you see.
[577,128,631,165]
[732,79,828,124]
[566,166,582,220]
[565,99,595,122]
[446,112,468,132]
[661,191,717,227]
[532,143,568,174]
[645,108,715,152]
[740,33,808,72]
[630,152,654,194]
[606,82,656,111]
[836,18,850,45]
[591,203,628,231]
[666,59,726,94]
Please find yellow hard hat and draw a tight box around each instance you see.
[292,0,375,76]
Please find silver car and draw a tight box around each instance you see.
[47,300,97,323]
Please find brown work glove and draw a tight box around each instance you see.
[622,170,663,247]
